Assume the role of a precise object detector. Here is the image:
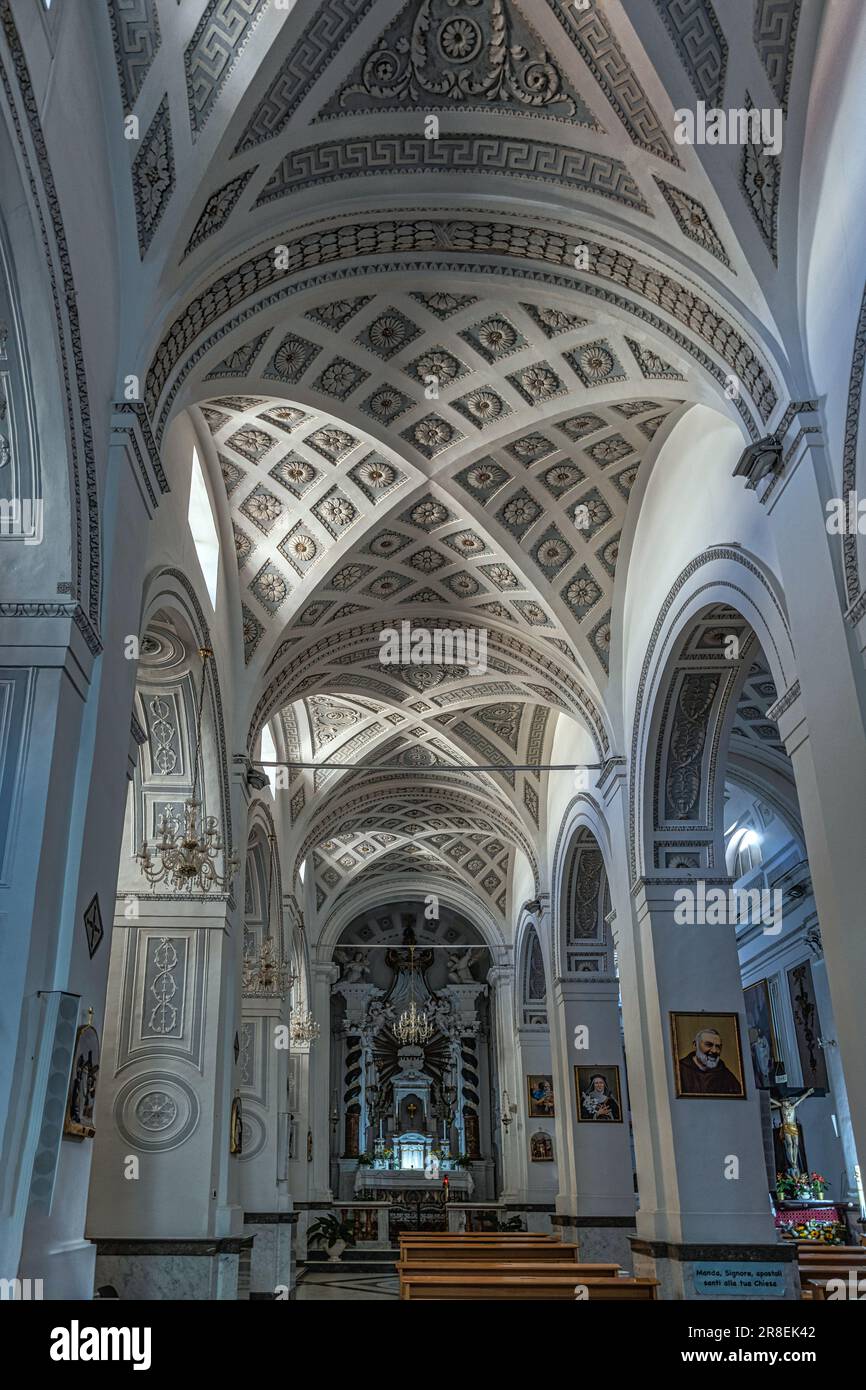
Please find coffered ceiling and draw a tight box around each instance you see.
[98,0,813,927]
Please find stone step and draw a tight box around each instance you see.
[303,1248,400,1274]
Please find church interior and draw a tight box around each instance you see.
[2,0,866,1309]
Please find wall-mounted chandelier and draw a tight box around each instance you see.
[393,945,433,1045]
[136,647,238,893]
[290,1007,320,1044]
[242,834,295,998]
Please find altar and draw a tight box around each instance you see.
[355,1168,474,1197]
[354,1131,474,1196]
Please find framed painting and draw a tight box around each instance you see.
[526,1074,555,1118]
[743,979,779,1089]
[64,1012,100,1138]
[670,1012,746,1098]
[575,1065,623,1122]
[530,1130,554,1161]
[787,960,829,1090]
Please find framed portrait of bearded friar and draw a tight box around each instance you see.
[670,1012,746,1099]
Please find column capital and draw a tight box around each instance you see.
[597,755,627,795]
[732,399,824,509]
[110,399,169,519]
[552,975,620,1004]
[312,960,340,985]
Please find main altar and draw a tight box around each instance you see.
[330,923,494,1204]
[353,1132,474,1195]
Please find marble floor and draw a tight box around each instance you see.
[296,1271,399,1300]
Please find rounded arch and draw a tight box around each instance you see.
[245,797,287,964]
[0,102,98,641]
[550,797,616,983]
[514,914,548,1031]
[629,548,798,884]
[137,566,235,859]
[318,877,508,963]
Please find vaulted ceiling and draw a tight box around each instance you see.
[100,0,814,928]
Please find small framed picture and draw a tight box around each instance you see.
[230,1094,244,1155]
[64,1013,100,1139]
[526,1074,555,1118]
[575,1065,623,1122]
[670,1012,746,1098]
[530,1130,554,1162]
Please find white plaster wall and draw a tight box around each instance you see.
[621,405,783,739]
[799,0,866,497]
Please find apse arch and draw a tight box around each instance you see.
[318,880,508,963]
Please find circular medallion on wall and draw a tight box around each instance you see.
[114,1073,200,1152]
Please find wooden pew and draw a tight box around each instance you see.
[399,1239,579,1263]
[800,1251,866,1262]
[400,1234,556,1245]
[400,1273,657,1301]
[399,1260,621,1279]
[796,1247,866,1260]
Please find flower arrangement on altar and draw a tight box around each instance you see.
[780,1218,846,1244]
[775,1170,828,1200]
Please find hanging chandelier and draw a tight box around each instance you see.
[243,935,294,997]
[242,835,295,998]
[136,647,238,893]
[393,945,433,1046]
[290,1006,320,1044]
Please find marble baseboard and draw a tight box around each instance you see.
[94,1251,240,1301]
[245,1221,294,1298]
[574,1225,637,1268]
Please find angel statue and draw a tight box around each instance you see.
[337,948,369,983]
[446,947,476,984]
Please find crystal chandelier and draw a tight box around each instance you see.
[136,647,238,892]
[290,1006,320,1044]
[242,835,295,998]
[243,936,294,997]
[393,945,433,1045]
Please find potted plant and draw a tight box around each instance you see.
[307,1214,355,1262]
[776,1170,829,1201]
[452,1153,473,1170]
[356,1152,375,1167]
[498,1215,525,1232]
[806,1171,828,1199]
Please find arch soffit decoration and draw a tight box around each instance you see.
[629,547,798,885]
[138,566,235,856]
[318,879,508,962]
[0,8,101,650]
[549,801,614,982]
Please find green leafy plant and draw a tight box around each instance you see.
[498,1215,525,1232]
[356,1152,375,1167]
[776,1171,829,1201]
[452,1153,473,1169]
[307,1214,355,1250]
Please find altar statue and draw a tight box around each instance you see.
[338,948,369,982]
[770,1089,814,1171]
[447,947,476,983]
